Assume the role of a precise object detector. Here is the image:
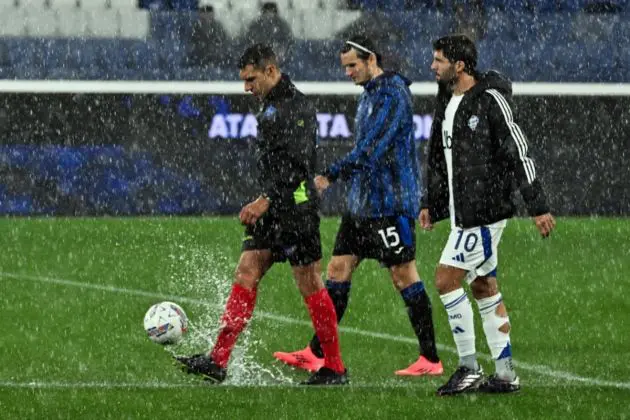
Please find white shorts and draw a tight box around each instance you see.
[439,221,506,284]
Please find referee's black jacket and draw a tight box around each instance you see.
[421,71,550,228]
[255,74,319,215]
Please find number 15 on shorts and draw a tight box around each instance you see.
[378,226,400,248]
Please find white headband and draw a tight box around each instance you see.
[345,41,374,55]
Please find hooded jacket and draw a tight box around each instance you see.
[421,71,549,228]
[324,72,421,219]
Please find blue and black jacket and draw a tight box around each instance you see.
[324,72,420,219]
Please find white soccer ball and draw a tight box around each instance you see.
[143,301,189,345]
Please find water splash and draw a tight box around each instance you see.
[164,244,294,386]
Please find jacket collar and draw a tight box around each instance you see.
[363,71,411,93]
[264,73,295,103]
[434,71,513,119]
[434,79,476,120]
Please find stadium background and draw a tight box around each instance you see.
[0,0,629,217]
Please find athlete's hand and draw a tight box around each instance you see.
[534,213,555,238]
[239,196,270,225]
[419,209,433,231]
[314,175,331,195]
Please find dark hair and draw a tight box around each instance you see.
[199,5,213,13]
[340,34,382,67]
[238,43,278,70]
[432,34,477,74]
[261,2,278,13]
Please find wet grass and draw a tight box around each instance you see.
[0,217,628,419]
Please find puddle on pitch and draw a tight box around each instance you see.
[164,245,295,386]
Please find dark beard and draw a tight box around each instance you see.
[437,64,458,91]
[437,77,457,92]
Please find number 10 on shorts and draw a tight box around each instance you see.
[454,230,478,252]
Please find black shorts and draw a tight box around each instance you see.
[332,214,416,267]
[241,210,322,267]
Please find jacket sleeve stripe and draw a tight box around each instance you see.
[486,89,536,184]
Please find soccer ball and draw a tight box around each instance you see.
[143,301,189,345]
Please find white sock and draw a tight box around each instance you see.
[440,288,476,368]
[476,293,516,380]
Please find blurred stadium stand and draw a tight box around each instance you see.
[0,0,627,81]
[0,145,213,215]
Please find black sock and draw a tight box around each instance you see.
[309,280,351,358]
[401,281,440,363]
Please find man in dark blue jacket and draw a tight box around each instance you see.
[274,35,443,377]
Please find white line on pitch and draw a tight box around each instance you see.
[1,271,629,391]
